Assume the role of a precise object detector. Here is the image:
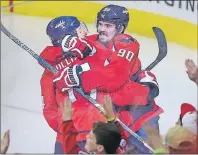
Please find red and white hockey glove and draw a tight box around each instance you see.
[137,70,159,99]
[53,65,82,92]
[61,35,95,60]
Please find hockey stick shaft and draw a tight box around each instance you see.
[1,23,58,75]
[1,22,154,153]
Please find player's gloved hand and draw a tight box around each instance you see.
[61,35,95,60]
[53,65,83,92]
[137,70,159,99]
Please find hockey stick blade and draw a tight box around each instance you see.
[145,27,167,71]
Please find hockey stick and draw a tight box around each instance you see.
[1,22,155,153]
[145,27,167,71]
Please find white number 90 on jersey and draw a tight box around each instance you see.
[117,49,134,62]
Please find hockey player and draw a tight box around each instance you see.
[53,4,163,153]
[40,16,108,154]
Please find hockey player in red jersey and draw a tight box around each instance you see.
[53,5,163,153]
[40,16,111,154]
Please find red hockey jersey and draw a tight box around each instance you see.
[40,46,107,143]
[79,34,163,134]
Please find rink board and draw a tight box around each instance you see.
[1,0,197,49]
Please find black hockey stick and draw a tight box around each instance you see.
[145,27,167,71]
[1,22,154,153]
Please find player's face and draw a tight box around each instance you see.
[97,21,117,44]
[76,22,89,38]
[85,130,104,153]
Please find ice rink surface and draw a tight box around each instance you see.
[1,13,197,153]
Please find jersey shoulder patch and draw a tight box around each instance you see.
[114,34,137,44]
[119,37,135,43]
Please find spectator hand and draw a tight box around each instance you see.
[101,95,116,122]
[185,59,198,85]
[60,98,73,121]
[1,130,10,154]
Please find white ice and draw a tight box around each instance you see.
[1,13,197,153]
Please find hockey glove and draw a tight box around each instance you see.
[137,70,159,100]
[61,35,95,60]
[53,65,82,92]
